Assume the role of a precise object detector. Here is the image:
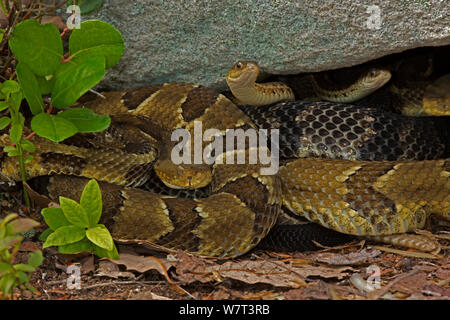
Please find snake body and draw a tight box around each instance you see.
[0,63,449,257]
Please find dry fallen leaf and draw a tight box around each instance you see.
[313,249,381,265]
[173,253,355,288]
[106,252,175,274]
[95,260,136,279]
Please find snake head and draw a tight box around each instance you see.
[154,160,212,189]
[359,68,392,94]
[226,61,260,87]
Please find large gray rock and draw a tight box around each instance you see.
[81,0,450,90]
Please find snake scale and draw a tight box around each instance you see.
[0,68,449,257]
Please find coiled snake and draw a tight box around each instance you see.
[0,62,448,258]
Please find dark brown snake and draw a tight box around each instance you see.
[0,82,449,257]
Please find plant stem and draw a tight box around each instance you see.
[16,141,30,207]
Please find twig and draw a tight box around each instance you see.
[367,268,421,300]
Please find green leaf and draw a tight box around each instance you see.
[0,100,8,112]
[13,263,35,272]
[86,224,113,251]
[0,273,16,296]
[43,225,86,248]
[31,112,78,142]
[42,207,71,230]
[0,80,20,96]
[69,20,124,69]
[59,196,90,227]
[94,243,119,259]
[38,228,53,241]
[27,250,43,268]
[67,0,104,14]
[15,271,29,284]
[7,218,40,234]
[0,263,14,277]
[16,62,44,115]
[6,149,19,157]
[9,91,23,113]
[0,116,11,130]
[9,112,25,143]
[58,237,94,254]
[51,55,105,108]
[2,145,16,153]
[20,139,35,153]
[36,75,55,95]
[57,108,110,133]
[80,179,102,226]
[0,28,4,43]
[9,20,63,76]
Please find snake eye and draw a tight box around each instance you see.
[369,69,377,77]
[236,62,243,69]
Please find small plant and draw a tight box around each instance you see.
[0,213,43,299]
[40,179,119,259]
[0,18,124,204]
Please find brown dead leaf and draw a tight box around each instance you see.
[80,255,95,275]
[40,16,66,30]
[23,182,52,209]
[95,260,135,279]
[133,291,172,300]
[435,267,450,281]
[106,252,175,274]
[313,249,381,265]
[174,253,355,288]
[391,272,432,295]
[19,241,41,252]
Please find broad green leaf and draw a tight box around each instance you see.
[0,116,11,130]
[43,225,86,248]
[51,55,105,108]
[69,20,124,69]
[16,62,44,115]
[9,112,25,143]
[59,196,90,227]
[7,218,40,234]
[42,207,71,230]
[36,75,55,95]
[0,28,4,43]
[0,263,14,277]
[58,237,94,254]
[31,112,78,142]
[24,154,34,164]
[80,179,102,226]
[0,273,16,295]
[6,149,19,157]
[2,145,16,153]
[94,243,119,260]
[15,271,29,284]
[13,263,35,272]
[9,91,23,113]
[57,108,110,133]
[67,0,104,14]
[20,139,35,153]
[0,80,20,95]
[0,100,8,111]
[9,20,63,76]
[86,225,113,251]
[27,250,43,268]
[38,228,53,241]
